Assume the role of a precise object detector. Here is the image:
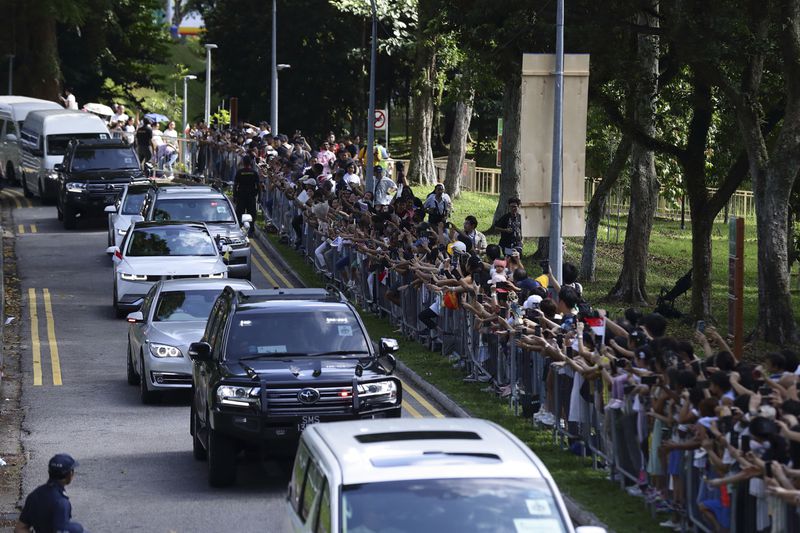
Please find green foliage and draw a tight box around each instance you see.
[210,108,231,127]
[330,0,418,56]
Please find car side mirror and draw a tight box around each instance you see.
[380,338,399,355]
[126,311,144,323]
[5,133,17,142]
[104,204,117,213]
[53,163,64,172]
[188,342,212,362]
[241,214,253,224]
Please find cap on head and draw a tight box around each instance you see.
[48,454,78,478]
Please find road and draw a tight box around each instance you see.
[0,185,445,532]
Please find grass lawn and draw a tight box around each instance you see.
[265,232,664,532]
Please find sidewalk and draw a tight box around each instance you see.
[254,226,611,531]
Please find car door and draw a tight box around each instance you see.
[195,299,225,426]
[131,283,159,374]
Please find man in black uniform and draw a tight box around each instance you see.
[233,155,259,236]
[15,454,85,533]
[134,118,153,171]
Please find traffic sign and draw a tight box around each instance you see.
[374,108,388,131]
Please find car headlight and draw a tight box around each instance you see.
[120,272,148,281]
[149,343,183,358]
[358,380,398,405]
[216,385,260,407]
[117,229,128,236]
[206,272,225,278]
[48,171,59,180]
[66,182,87,193]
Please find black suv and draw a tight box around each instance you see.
[55,138,147,229]
[189,287,401,487]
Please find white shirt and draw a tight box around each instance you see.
[65,94,78,110]
[111,112,129,124]
[344,173,361,187]
[163,128,178,149]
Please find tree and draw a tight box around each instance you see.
[443,92,473,198]
[407,0,437,185]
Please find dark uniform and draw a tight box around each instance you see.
[135,123,153,168]
[18,454,84,533]
[233,163,259,234]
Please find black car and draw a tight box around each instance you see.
[188,286,402,487]
[55,138,147,229]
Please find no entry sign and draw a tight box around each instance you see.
[374,108,388,131]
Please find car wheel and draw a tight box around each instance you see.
[62,204,77,230]
[126,340,139,385]
[38,179,51,205]
[22,174,32,198]
[5,163,15,185]
[191,403,207,461]
[139,352,159,405]
[207,425,237,487]
[57,203,63,221]
[113,284,126,319]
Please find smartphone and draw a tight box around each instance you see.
[697,380,710,389]
[759,385,772,396]
[696,320,706,333]
[765,462,773,478]
[534,325,542,336]
[566,346,574,357]
[718,415,733,435]
[556,333,564,348]
[641,375,658,386]
[741,435,751,453]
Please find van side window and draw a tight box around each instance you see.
[315,481,331,533]
[290,443,310,513]
[301,460,324,522]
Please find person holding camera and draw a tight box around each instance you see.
[423,184,451,226]
[495,197,522,255]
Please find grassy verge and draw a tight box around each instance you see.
[265,232,662,532]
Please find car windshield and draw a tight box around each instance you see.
[121,191,147,215]
[46,133,108,156]
[71,147,138,171]
[225,309,370,360]
[153,198,235,223]
[154,290,220,321]
[126,227,216,257]
[342,478,567,533]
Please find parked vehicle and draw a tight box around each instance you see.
[0,96,63,185]
[107,221,230,318]
[126,277,256,404]
[288,418,605,533]
[19,109,110,202]
[106,183,150,249]
[188,286,401,487]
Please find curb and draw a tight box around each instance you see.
[395,360,472,419]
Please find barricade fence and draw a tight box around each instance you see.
[259,170,798,532]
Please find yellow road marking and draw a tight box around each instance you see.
[251,254,279,288]
[30,224,37,233]
[401,380,445,418]
[43,289,62,386]
[403,402,423,418]
[17,224,24,234]
[252,240,292,287]
[3,188,31,208]
[28,288,42,386]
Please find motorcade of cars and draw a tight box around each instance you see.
[125,277,256,404]
[0,96,63,184]
[141,183,252,279]
[287,418,607,533]
[106,183,150,249]
[187,286,401,487]
[55,138,147,229]
[107,221,230,318]
[19,109,110,202]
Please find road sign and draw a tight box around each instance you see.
[374,108,388,131]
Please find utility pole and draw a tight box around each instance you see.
[366,0,378,194]
[548,0,565,284]
[270,0,278,135]
[6,54,13,95]
[204,44,217,126]
[182,75,197,137]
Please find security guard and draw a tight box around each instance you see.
[232,155,259,236]
[15,454,85,533]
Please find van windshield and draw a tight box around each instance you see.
[47,133,109,156]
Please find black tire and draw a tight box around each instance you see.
[113,284,126,319]
[126,341,139,385]
[139,352,159,405]
[57,204,63,221]
[22,175,33,198]
[191,404,207,461]
[63,204,77,230]
[5,164,15,185]
[207,426,237,487]
[38,180,52,205]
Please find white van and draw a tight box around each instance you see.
[0,96,63,184]
[20,109,110,202]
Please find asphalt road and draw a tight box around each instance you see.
[3,186,444,532]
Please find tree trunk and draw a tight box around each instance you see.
[444,94,473,199]
[407,0,436,186]
[14,4,60,99]
[492,74,523,224]
[608,4,659,304]
[580,136,632,281]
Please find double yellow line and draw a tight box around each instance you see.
[18,224,37,234]
[250,240,292,288]
[28,288,62,386]
[0,187,33,209]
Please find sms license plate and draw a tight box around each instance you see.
[297,416,320,432]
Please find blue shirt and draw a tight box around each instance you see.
[19,481,84,533]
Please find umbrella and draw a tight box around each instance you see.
[145,113,170,123]
[83,102,114,117]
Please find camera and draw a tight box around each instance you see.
[630,328,648,347]
[534,324,542,336]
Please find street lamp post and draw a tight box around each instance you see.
[548,0,565,284]
[270,0,278,134]
[204,44,217,126]
[366,0,378,194]
[6,54,14,95]
[273,64,290,135]
[182,75,197,138]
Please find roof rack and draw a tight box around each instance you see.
[234,287,347,305]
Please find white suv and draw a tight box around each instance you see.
[287,418,605,533]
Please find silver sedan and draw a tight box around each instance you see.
[126,278,255,404]
[106,183,149,249]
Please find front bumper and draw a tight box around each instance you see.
[65,190,120,214]
[116,278,153,311]
[144,353,192,390]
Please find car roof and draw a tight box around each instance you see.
[308,418,547,485]
[131,220,208,231]
[71,138,130,148]
[158,278,255,292]
[234,288,346,307]
[152,184,221,198]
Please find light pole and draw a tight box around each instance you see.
[548,0,565,284]
[273,64,290,135]
[6,54,14,95]
[270,0,278,134]
[204,44,217,126]
[366,0,378,194]
[182,75,197,138]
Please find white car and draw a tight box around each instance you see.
[107,221,229,318]
[106,183,149,249]
[288,418,606,533]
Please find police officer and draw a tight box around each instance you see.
[15,454,85,533]
[233,155,259,236]
[134,118,153,171]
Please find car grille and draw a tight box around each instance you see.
[151,371,192,386]
[86,183,126,194]
[265,385,353,415]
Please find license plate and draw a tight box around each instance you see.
[297,416,320,432]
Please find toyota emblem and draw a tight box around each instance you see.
[297,388,320,405]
